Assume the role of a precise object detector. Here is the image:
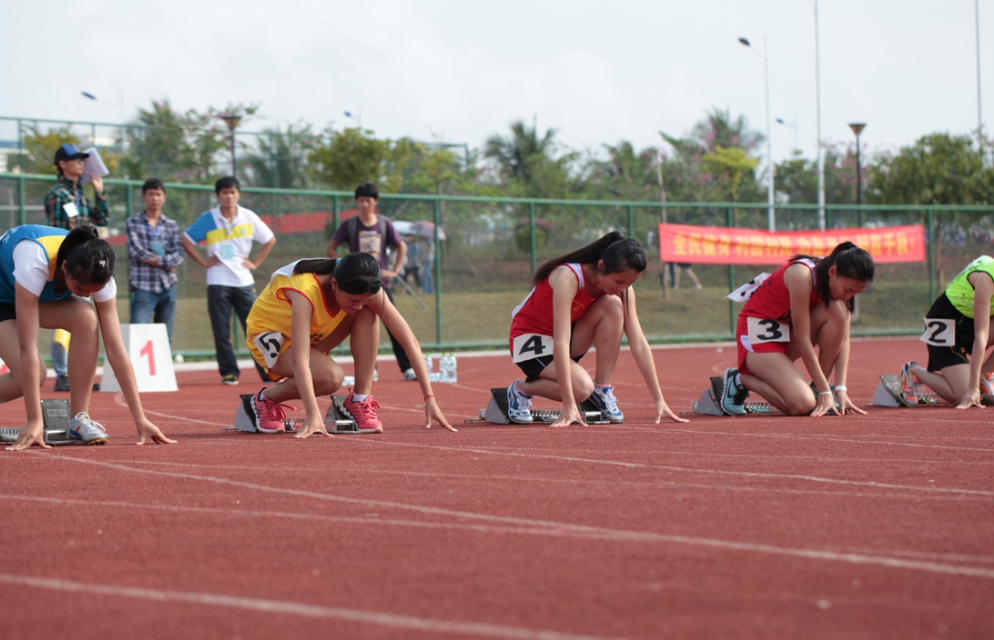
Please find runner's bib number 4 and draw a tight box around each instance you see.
[919,318,955,347]
[747,317,791,344]
[252,331,285,368]
[512,333,555,363]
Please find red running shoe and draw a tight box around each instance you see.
[251,390,291,433]
[341,392,384,433]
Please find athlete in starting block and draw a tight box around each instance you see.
[0,225,175,450]
[244,252,455,436]
[895,255,994,408]
[718,242,875,417]
[505,232,686,426]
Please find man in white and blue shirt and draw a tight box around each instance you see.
[182,176,275,385]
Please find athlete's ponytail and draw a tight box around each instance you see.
[531,231,647,286]
[792,241,875,311]
[56,225,115,285]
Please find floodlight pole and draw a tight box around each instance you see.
[738,36,775,232]
[849,123,866,226]
[813,0,826,229]
[221,114,242,178]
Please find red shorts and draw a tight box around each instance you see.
[736,313,791,375]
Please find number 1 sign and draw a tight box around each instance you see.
[100,324,178,393]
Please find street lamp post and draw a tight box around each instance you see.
[812,0,825,229]
[739,36,775,232]
[776,116,798,151]
[849,122,866,226]
[220,114,242,178]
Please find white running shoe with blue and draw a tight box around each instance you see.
[68,412,109,445]
[591,385,624,423]
[720,368,749,416]
[506,380,534,424]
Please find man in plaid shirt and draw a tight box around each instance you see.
[43,144,110,391]
[45,144,109,228]
[126,178,184,344]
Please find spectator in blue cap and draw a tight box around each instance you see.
[44,143,110,392]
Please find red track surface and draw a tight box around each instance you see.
[1,337,992,639]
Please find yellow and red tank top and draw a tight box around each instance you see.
[247,260,344,344]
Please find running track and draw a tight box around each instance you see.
[1,337,991,639]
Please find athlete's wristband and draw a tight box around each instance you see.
[818,391,833,396]
[834,385,847,392]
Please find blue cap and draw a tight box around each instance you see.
[54,144,90,164]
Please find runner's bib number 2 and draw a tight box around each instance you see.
[252,331,286,368]
[747,317,791,344]
[512,333,555,363]
[919,318,955,347]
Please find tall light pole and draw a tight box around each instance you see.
[849,122,866,226]
[739,36,775,232]
[812,0,825,229]
[220,114,242,178]
[977,0,983,135]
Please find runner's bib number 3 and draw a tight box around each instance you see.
[747,317,791,344]
[252,331,285,368]
[919,318,955,347]
[512,333,555,363]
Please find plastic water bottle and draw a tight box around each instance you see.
[440,353,458,383]
[423,352,434,382]
[342,375,355,386]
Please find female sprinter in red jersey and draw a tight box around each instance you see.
[505,231,686,426]
[719,241,875,417]
[245,252,454,436]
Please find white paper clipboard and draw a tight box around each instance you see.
[80,147,109,185]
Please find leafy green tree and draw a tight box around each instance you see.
[483,120,569,197]
[307,127,391,191]
[868,132,994,205]
[701,146,759,203]
[19,126,82,175]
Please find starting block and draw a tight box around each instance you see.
[467,388,610,425]
[0,399,79,446]
[226,394,367,434]
[872,374,949,407]
[686,377,771,416]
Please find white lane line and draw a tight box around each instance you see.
[20,454,994,580]
[0,574,622,640]
[6,494,994,567]
[330,439,994,498]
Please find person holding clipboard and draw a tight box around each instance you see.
[43,144,110,392]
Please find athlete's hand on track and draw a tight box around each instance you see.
[424,398,457,432]
[836,390,866,415]
[955,388,985,410]
[6,420,49,451]
[551,404,586,428]
[295,414,333,438]
[810,392,839,417]
[655,399,689,424]
[136,418,177,445]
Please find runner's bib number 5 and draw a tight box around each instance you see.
[512,333,554,363]
[919,318,955,347]
[747,317,791,344]
[252,331,285,368]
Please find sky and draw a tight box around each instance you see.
[1,0,991,168]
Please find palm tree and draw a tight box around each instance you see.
[484,119,558,185]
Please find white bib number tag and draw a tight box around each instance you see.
[919,318,955,347]
[747,317,791,344]
[512,333,554,363]
[252,331,285,368]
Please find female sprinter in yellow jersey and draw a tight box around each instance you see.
[245,252,454,436]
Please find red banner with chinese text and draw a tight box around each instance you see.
[658,223,925,265]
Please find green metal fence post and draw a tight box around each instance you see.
[125,182,133,218]
[434,197,442,347]
[529,201,537,273]
[332,194,339,232]
[926,208,935,304]
[18,175,26,225]
[627,204,634,238]
[727,206,735,337]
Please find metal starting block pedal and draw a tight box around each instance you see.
[685,377,771,416]
[467,388,610,424]
[872,374,951,407]
[0,399,79,446]
[226,394,363,434]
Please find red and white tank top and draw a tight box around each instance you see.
[509,263,599,348]
[740,258,821,325]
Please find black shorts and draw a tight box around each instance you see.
[516,352,585,383]
[925,293,975,372]
[0,303,15,323]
